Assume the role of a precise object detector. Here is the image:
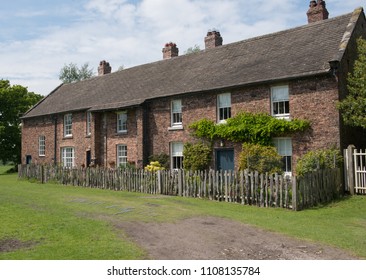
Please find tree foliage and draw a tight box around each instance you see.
[295,148,343,176]
[189,112,310,145]
[337,37,366,128]
[239,143,283,174]
[59,62,94,83]
[183,142,212,171]
[0,80,43,164]
[184,44,201,55]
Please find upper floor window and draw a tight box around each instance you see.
[64,114,72,137]
[117,144,127,167]
[171,100,182,127]
[171,142,183,170]
[217,93,231,123]
[271,85,289,118]
[117,111,127,133]
[86,112,92,136]
[61,147,75,167]
[273,138,292,176]
[39,135,45,156]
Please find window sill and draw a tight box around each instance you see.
[168,126,183,131]
[63,136,73,140]
[116,131,128,136]
[85,134,91,138]
[273,115,290,120]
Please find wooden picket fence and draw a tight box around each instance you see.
[18,164,343,211]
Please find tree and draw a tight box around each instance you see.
[0,80,43,165]
[184,44,201,55]
[337,37,366,128]
[59,62,94,83]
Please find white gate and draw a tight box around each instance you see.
[344,146,366,195]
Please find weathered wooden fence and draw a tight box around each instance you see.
[18,164,343,211]
[344,145,366,195]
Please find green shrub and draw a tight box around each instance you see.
[296,148,343,176]
[239,143,283,174]
[144,161,165,172]
[183,142,212,171]
[148,153,169,169]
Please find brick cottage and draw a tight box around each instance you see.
[21,1,366,175]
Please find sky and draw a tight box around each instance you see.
[0,0,365,96]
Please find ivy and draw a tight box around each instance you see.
[189,112,310,145]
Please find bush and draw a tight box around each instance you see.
[239,143,283,174]
[148,153,169,169]
[296,148,343,176]
[144,161,165,172]
[183,142,212,171]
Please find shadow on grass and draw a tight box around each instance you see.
[302,194,353,210]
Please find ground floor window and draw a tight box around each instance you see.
[273,138,292,175]
[171,142,183,169]
[61,147,75,167]
[117,145,127,167]
[39,135,45,156]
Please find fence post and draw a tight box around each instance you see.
[292,176,298,211]
[346,145,355,195]
[157,170,162,194]
[178,169,183,196]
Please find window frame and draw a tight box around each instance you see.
[217,93,231,123]
[171,99,183,128]
[38,135,45,157]
[61,147,75,167]
[117,111,128,133]
[171,142,184,170]
[273,137,292,176]
[86,111,92,136]
[64,113,73,137]
[117,144,127,167]
[271,85,290,119]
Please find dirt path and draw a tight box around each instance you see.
[115,216,358,260]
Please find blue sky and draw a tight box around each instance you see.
[0,0,365,95]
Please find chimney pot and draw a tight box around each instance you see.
[98,60,112,76]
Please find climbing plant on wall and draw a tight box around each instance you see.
[189,112,310,146]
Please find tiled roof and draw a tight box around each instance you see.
[23,10,361,118]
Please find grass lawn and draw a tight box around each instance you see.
[0,170,365,259]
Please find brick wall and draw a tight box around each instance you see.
[146,76,341,171]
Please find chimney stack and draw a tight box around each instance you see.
[307,0,329,23]
[205,30,223,49]
[162,42,179,59]
[98,60,112,76]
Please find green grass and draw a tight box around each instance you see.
[0,173,365,259]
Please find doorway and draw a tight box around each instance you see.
[216,149,234,171]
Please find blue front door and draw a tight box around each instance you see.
[216,149,234,171]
